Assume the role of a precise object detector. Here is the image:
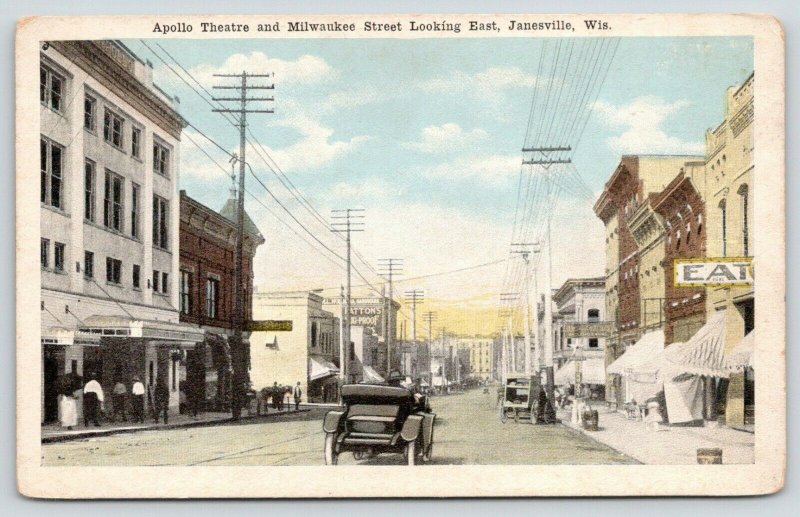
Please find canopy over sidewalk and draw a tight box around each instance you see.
[664,311,729,378]
[607,330,665,378]
[309,357,340,381]
[725,331,754,371]
[555,358,606,385]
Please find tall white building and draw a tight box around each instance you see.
[40,40,203,423]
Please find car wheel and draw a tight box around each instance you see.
[353,450,364,461]
[422,444,433,462]
[514,409,520,424]
[500,405,508,424]
[405,441,416,466]
[324,433,338,465]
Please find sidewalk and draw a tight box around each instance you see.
[557,403,754,464]
[42,407,310,444]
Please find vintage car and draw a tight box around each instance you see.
[322,384,435,465]
[499,374,540,424]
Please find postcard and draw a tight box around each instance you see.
[17,13,785,498]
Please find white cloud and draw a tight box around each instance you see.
[592,96,704,155]
[401,123,489,153]
[328,179,396,201]
[419,66,541,103]
[322,85,390,112]
[256,113,370,172]
[161,52,335,88]
[422,154,520,184]
[179,128,237,182]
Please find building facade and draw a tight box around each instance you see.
[40,40,204,423]
[249,292,341,403]
[456,337,494,381]
[178,191,264,411]
[704,73,755,426]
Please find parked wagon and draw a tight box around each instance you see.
[499,374,540,424]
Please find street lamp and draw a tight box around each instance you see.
[569,343,586,425]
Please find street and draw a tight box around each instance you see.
[42,388,636,466]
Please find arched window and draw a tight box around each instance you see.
[738,184,749,256]
[720,199,728,257]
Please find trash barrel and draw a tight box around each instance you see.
[582,409,599,431]
[697,448,723,464]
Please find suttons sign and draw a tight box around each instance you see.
[673,258,754,287]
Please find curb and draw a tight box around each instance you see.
[41,409,312,444]
[557,415,644,465]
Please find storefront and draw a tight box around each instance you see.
[41,328,100,424]
[309,356,340,402]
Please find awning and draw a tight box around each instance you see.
[79,315,205,347]
[309,357,340,381]
[725,330,754,371]
[664,311,729,378]
[362,365,385,384]
[555,358,606,385]
[41,326,101,346]
[607,330,664,377]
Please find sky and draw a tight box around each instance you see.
[123,36,753,335]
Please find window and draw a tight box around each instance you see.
[103,109,124,149]
[84,160,95,221]
[720,200,728,257]
[106,257,122,284]
[739,185,749,256]
[84,94,96,131]
[40,138,63,209]
[40,65,63,111]
[40,239,49,268]
[131,183,140,239]
[131,128,141,158]
[153,195,169,249]
[84,251,94,279]
[589,338,599,349]
[103,171,124,231]
[132,264,140,289]
[180,270,193,315]
[697,213,703,235]
[205,278,219,319]
[311,322,318,347]
[686,222,692,244]
[587,309,600,323]
[54,242,65,272]
[152,270,160,293]
[153,141,170,177]
[172,356,177,391]
[161,272,169,294]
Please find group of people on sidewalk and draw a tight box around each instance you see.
[258,381,302,414]
[57,374,173,430]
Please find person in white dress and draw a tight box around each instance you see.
[58,376,78,430]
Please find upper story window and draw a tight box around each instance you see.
[587,309,600,323]
[103,170,124,232]
[40,137,63,209]
[153,141,170,178]
[131,183,140,239]
[40,65,63,112]
[131,128,142,158]
[103,109,124,149]
[84,251,94,279]
[106,257,122,285]
[84,160,96,222]
[84,94,96,131]
[152,195,169,250]
[54,242,65,272]
[205,277,219,319]
[719,199,728,257]
[180,270,193,315]
[739,184,750,256]
[588,338,599,349]
[40,239,49,268]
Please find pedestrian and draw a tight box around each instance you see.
[58,375,78,430]
[131,376,145,423]
[293,381,302,411]
[83,375,104,427]
[112,380,128,422]
[153,377,170,424]
[271,382,279,410]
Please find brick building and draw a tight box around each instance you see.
[178,190,264,411]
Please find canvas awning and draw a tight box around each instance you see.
[309,357,340,381]
[725,330,754,371]
[555,358,606,385]
[362,365,386,384]
[78,315,205,348]
[607,330,665,377]
[664,311,729,378]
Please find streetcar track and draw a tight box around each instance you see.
[187,428,325,466]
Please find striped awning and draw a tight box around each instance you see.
[607,330,664,377]
[725,331,754,371]
[664,311,729,378]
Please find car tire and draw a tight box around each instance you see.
[500,405,508,424]
[324,433,338,465]
[422,444,433,462]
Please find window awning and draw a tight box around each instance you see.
[78,315,205,347]
[607,329,664,377]
[309,357,340,381]
[725,330,754,371]
[362,365,386,384]
[555,358,606,385]
[41,326,101,346]
[664,311,729,378]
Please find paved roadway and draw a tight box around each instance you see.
[42,388,636,466]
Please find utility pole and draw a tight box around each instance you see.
[338,285,345,385]
[543,217,556,421]
[512,242,540,375]
[499,294,518,372]
[424,311,437,389]
[378,258,403,375]
[331,209,365,384]
[404,289,425,344]
[440,327,448,392]
[212,71,274,420]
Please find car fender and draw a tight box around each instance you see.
[323,410,345,433]
[400,414,424,442]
